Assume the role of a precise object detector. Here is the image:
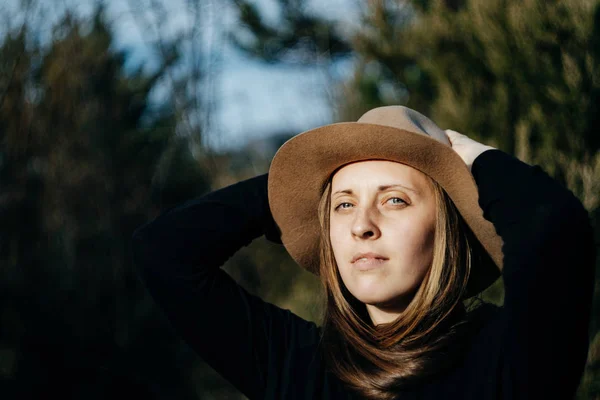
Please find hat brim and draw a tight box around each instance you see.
[268,122,503,298]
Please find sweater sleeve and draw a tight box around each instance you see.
[471,150,596,399]
[130,174,320,400]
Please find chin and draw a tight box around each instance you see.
[347,280,417,307]
[349,288,403,306]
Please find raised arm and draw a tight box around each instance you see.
[130,174,320,399]
[471,149,596,398]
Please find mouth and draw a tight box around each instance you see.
[351,252,389,270]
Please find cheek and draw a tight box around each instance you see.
[389,219,436,263]
[329,220,346,254]
[408,224,436,266]
[329,223,355,282]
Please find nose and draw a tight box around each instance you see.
[351,207,381,240]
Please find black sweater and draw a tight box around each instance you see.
[131,150,596,399]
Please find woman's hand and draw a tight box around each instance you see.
[444,129,497,172]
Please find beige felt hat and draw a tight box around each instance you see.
[267,106,502,297]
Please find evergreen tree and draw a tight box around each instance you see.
[0,7,209,398]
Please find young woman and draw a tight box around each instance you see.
[131,106,595,399]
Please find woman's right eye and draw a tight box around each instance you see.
[335,202,353,211]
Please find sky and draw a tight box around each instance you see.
[1,0,359,151]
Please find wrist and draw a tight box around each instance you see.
[467,145,496,172]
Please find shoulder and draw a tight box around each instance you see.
[465,300,504,335]
[460,300,505,352]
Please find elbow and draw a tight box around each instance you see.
[505,192,596,284]
[553,192,595,253]
[540,193,596,293]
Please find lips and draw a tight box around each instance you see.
[351,252,388,264]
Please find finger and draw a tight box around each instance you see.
[444,129,460,144]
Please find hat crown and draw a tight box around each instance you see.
[357,106,451,146]
[269,105,503,297]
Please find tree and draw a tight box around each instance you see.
[0,6,210,398]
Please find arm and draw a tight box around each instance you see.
[471,150,596,398]
[131,174,320,399]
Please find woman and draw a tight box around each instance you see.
[131,106,595,399]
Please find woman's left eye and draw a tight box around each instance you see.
[386,197,406,205]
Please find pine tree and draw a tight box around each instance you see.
[0,6,208,397]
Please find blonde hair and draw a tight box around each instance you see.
[317,172,481,399]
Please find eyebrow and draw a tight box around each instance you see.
[332,184,420,196]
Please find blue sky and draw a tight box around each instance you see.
[1,0,359,151]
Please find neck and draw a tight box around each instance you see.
[366,301,409,326]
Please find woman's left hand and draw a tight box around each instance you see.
[444,129,497,172]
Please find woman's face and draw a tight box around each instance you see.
[329,160,437,318]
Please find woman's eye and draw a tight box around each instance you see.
[387,197,406,205]
[335,202,353,210]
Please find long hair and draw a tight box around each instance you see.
[317,173,484,399]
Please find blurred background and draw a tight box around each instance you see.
[0,0,599,398]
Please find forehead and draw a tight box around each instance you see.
[331,160,431,192]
